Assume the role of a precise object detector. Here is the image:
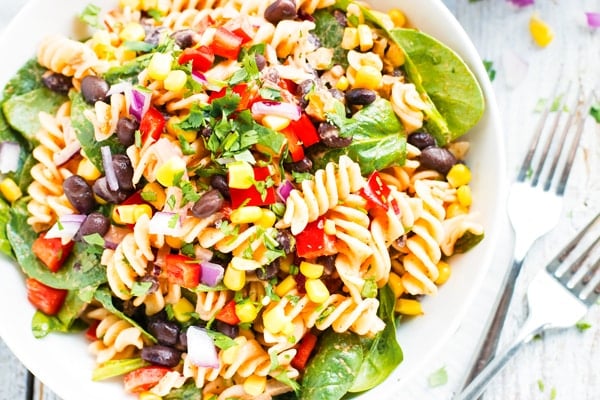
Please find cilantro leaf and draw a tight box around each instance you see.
[483,59,496,81]
[79,4,102,29]
[427,366,448,388]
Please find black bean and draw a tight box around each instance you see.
[333,9,348,26]
[144,27,162,47]
[141,345,181,367]
[290,157,312,173]
[116,117,139,147]
[317,122,352,148]
[256,259,280,280]
[296,80,315,108]
[200,126,212,139]
[191,189,224,218]
[407,131,436,150]
[171,29,195,49]
[317,255,336,275]
[63,175,96,214]
[75,212,110,241]
[210,175,230,199]
[148,320,180,346]
[93,177,129,204]
[345,88,377,105]
[111,154,135,191]
[276,230,295,254]
[215,320,239,339]
[80,75,109,104]
[255,53,267,71]
[138,274,160,294]
[419,146,457,175]
[264,0,297,24]
[175,330,188,351]
[42,73,72,94]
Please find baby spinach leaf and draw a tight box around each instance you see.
[300,330,363,400]
[349,285,403,392]
[70,91,126,171]
[312,9,348,68]
[103,54,152,85]
[1,58,47,100]
[94,286,157,343]
[6,200,107,289]
[92,358,148,381]
[2,88,67,143]
[0,197,13,260]
[453,230,484,253]
[31,290,88,338]
[314,98,406,174]
[163,381,203,400]
[389,29,485,145]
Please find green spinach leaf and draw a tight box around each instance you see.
[453,230,484,253]
[163,381,203,400]
[349,285,403,392]
[312,10,348,68]
[300,330,363,400]
[6,200,107,289]
[92,358,148,381]
[1,58,47,100]
[0,197,13,259]
[314,98,406,174]
[103,54,152,84]
[31,290,88,338]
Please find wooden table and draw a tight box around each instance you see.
[1,0,599,399]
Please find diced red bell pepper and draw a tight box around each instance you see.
[123,366,171,393]
[140,106,165,143]
[359,171,392,211]
[225,18,254,45]
[281,128,305,162]
[25,278,68,316]
[178,46,215,72]
[165,254,201,289]
[291,331,318,370]
[215,299,240,325]
[209,83,257,111]
[32,233,74,272]
[278,79,297,94]
[295,216,337,259]
[210,27,243,60]
[85,320,100,341]
[287,113,320,147]
[229,166,277,208]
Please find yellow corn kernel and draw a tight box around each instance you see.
[357,24,373,52]
[446,164,471,188]
[305,279,329,303]
[388,272,405,298]
[166,115,194,142]
[148,52,173,81]
[263,307,287,334]
[0,178,22,202]
[163,70,187,92]
[172,297,195,323]
[385,43,405,68]
[446,202,468,218]
[228,160,254,189]
[114,46,137,62]
[156,157,186,187]
[335,76,350,91]
[395,298,423,316]
[388,9,406,27]
[141,182,166,210]
[165,235,183,249]
[119,22,146,42]
[353,66,382,90]
[92,30,113,46]
[112,204,153,225]
[435,261,451,285]
[530,12,554,47]
[275,275,297,297]
[77,158,102,181]
[278,254,294,274]
[256,209,276,228]
[281,320,295,336]
[235,302,260,323]
[457,185,472,207]
[224,264,246,291]
[119,0,140,9]
[139,392,162,400]
[230,206,263,224]
[300,261,324,279]
[221,337,244,363]
[140,0,158,10]
[341,27,359,50]
[261,115,291,131]
[243,375,267,396]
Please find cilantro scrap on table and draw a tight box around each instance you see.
[483,59,496,81]
[575,320,592,332]
[590,103,600,123]
[427,366,448,388]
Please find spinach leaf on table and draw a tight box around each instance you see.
[312,9,348,68]
[313,98,406,175]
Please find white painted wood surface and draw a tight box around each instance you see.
[1,1,599,399]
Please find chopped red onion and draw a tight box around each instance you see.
[276,180,294,202]
[507,0,534,7]
[585,12,600,28]
[100,146,119,191]
[0,142,21,173]
[251,100,301,121]
[186,326,220,369]
[200,261,224,287]
[45,214,86,243]
[53,141,81,166]
[130,88,151,121]
[148,212,181,236]
[191,70,207,85]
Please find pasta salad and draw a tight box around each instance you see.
[0,0,485,399]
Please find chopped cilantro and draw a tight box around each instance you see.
[427,366,448,388]
[204,329,238,350]
[576,320,592,332]
[180,181,200,204]
[79,4,102,29]
[538,379,545,392]
[124,41,156,53]
[131,281,153,296]
[141,190,157,202]
[550,387,557,400]
[146,8,163,21]
[590,103,600,123]
[260,87,283,101]
[166,194,177,210]
[266,279,281,301]
[177,134,196,156]
[134,129,142,147]
[177,103,206,131]
[181,243,195,258]
[360,279,378,298]
[286,294,301,305]
[83,233,105,247]
[483,60,496,81]
[292,171,314,183]
[229,49,261,85]
[167,213,179,229]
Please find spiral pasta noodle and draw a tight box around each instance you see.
[390,81,429,134]
[37,34,104,79]
[87,308,146,364]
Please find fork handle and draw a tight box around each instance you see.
[461,258,524,388]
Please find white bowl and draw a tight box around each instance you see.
[0,1,506,399]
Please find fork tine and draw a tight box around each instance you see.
[572,256,600,305]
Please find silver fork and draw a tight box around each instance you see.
[462,83,595,387]
[455,212,600,400]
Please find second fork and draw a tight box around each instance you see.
[462,83,595,389]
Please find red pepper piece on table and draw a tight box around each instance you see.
[25,278,68,316]
[165,254,201,289]
[32,233,74,272]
